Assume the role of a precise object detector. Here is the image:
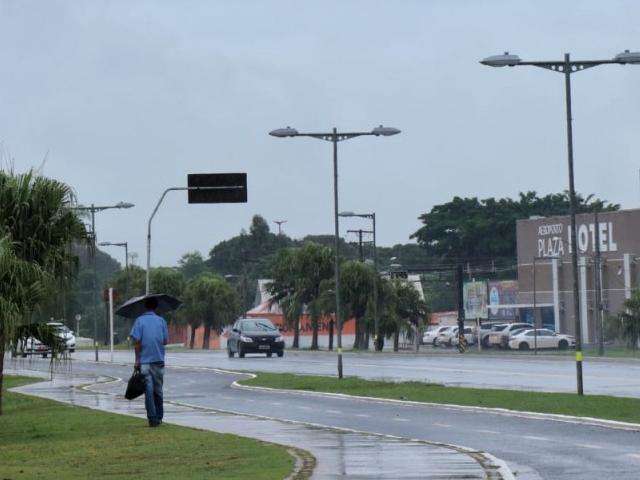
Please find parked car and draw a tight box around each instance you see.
[11,337,51,358]
[478,322,507,348]
[227,317,285,358]
[437,326,476,347]
[508,329,575,351]
[48,322,76,353]
[435,326,458,347]
[487,322,533,349]
[451,326,477,346]
[423,326,450,346]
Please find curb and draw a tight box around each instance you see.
[231,372,640,433]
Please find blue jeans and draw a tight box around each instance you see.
[140,362,164,423]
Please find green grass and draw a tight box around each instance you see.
[1,376,294,480]
[241,372,640,424]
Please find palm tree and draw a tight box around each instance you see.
[620,290,640,350]
[0,169,85,414]
[267,249,302,348]
[339,261,376,350]
[182,274,240,349]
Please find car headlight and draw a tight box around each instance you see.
[275,335,284,343]
[240,335,253,342]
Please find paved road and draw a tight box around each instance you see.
[23,353,640,479]
[79,349,640,398]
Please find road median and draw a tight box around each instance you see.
[236,372,640,430]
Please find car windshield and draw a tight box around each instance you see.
[240,320,277,332]
[491,325,507,332]
[56,325,70,333]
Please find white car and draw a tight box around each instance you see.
[508,329,575,351]
[487,323,533,349]
[47,322,76,352]
[423,326,450,346]
[436,326,476,347]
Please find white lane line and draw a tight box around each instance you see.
[433,422,452,428]
[271,402,283,406]
[523,435,549,442]
[477,429,500,435]
[220,395,233,400]
[355,413,370,418]
[326,409,342,414]
[297,405,312,411]
[626,453,640,460]
[244,399,255,403]
[394,417,409,422]
[576,444,604,450]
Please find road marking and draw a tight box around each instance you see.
[477,429,500,435]
[220,395,233,400]
[626,453,640,460]
[576,444,604,450]
[394,417,409,422]
[433,422,452,428]
[326,409,342,414]
[271,402,283,406]
[523,435,549,442]
[297,405,312,411]
[244,398,255,403]
[355,413,370,418]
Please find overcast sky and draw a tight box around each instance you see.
[2,1,639,267]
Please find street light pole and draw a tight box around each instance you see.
[98,241,129,301]
[74,201,134,362]
[481,48,640,395]
[270,125,400,377]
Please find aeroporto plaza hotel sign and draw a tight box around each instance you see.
[536,220,618,258]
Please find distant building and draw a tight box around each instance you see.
[516,208,640,343]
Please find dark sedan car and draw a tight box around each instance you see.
[227,318,285,358]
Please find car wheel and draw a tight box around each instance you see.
[431,338,437,347]
[518,342,530,351]
[21,352,28,358]
[482,337,490,348]
[227,347,235,358]
[10,349,16,359]
[42,353,48,358]
[277,351,284,358]
[238,345,245,358]
[69,349,75,353]
[267,352,273,358]
[558,339,569,350]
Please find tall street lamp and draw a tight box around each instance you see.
[339,211,380,351]
[270,126,400,377]
[98,241,129,301]
[74,202,134,361]
[481,49,640,395]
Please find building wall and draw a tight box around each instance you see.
[516,209,640,343]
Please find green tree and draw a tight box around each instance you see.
[339,261,376,350]
[0,170,85,414]
[411,191,619,262]
[181,274,240,349]
[178,251,208,281]
[267,249,303,348]
[619,290,640,350]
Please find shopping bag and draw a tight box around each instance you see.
[125,366,146,400]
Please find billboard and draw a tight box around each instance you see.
[463,281,488,319]
[488,280,519,320]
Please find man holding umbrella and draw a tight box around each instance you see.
[129,296,169,427]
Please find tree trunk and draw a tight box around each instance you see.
[202,325,211,349]
[375,334,384,351]
[189,326,196,349]
[293,318,300,349]
[311,316,319,350]
[0,333,5,416]
[364,330,370,351]
[328,319,334,351]
[393,329,399,352]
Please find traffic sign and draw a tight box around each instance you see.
[187,173,247,204]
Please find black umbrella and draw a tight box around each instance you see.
[115,293,182,319]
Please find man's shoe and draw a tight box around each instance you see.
[149,421,160,428]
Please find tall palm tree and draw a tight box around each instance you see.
[182,274,240,349]
[339,261,376,350]
[267,249,302,348]
[0,169,85,414]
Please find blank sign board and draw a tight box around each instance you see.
[187,173,247,204]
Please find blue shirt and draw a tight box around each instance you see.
[130,311,168,364]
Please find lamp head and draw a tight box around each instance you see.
[614,49,640,64]
[480,52,521,67]
[372,125,401,136]
[116,202,135,209]
[269,127,299,137]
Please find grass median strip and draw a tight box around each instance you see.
[1,376,294,480]
[240,372,640,425]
